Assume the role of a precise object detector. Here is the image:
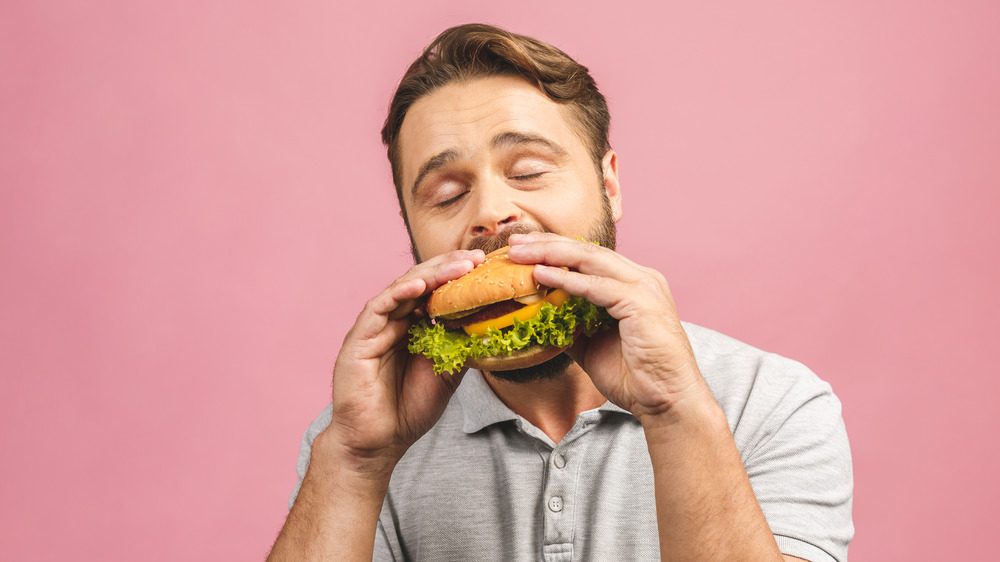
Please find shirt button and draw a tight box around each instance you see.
[553,454,567,469]
[548,496,564,512]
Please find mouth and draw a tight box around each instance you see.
[465,223,546,254]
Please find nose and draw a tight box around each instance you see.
[468,179,521,237]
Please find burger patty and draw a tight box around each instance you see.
[438,299,527,331]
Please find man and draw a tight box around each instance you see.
[268,24,852,561]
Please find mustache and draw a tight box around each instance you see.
[465,223,547,254]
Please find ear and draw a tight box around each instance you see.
[601,150,623,222]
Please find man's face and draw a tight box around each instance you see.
[397,75,622,262]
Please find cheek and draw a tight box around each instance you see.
[408,213,466,258]
[559,171,606,213]
[525,184,604,237]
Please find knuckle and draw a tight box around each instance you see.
[581,273,603,296]
[388,275,408,291]
[634,278,670,307]
[361,293,389,319]
[636,275,660,293]
[581,240,602,258]
[639,264,663,281]
[640,267,668,290]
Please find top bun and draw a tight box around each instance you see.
[427,247,543,318]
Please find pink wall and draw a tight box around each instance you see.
[2,1,997,560]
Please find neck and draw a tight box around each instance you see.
[483,362,607,444]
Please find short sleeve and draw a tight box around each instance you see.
[287,404,399,561]
[373,519,400,561]
[737,356,854,562]
[288,404,333,510]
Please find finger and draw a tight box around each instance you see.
[348,278,422,344]
[386,278,428,320]
[355,250,485,339]
[531,264,629,311]
[414,249,487,289]
[385,254,486,320]
[506,233,642,283]
[374,250,485,317]
[364,311,427,361]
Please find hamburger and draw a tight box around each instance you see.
[408,246,609,375]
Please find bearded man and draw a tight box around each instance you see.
[267,23,853,562]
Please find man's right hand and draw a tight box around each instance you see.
[319,249,485,480]
[268,249,484,562]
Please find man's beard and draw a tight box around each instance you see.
[465,191,617,385]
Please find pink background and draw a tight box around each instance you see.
[2,1,998,560]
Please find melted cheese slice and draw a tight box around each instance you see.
[463,289,570,336]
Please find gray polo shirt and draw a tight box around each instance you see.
[290,323,853,561]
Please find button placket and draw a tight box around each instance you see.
[541,446,571,545]
[541,410,601,559]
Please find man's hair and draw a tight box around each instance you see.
[381,23,611,213]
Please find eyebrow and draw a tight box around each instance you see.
[491,131,569,157]
[410,131,569,200]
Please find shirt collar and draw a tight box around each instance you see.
[455,370,520,434]
[597,400,631,415]
[455,369,633,434]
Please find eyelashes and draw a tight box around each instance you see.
[433,173,548,208]
[437,191,468,207]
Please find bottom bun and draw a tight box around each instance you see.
[467,344,569,372]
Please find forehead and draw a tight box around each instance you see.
[397,76,587,188]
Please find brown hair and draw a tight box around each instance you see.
[381,24,611,210]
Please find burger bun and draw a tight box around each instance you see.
[467,342,569,371]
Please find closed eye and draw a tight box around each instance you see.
[437,191,468,207]
[512,172,544,181]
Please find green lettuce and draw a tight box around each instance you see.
[408,296,610,375]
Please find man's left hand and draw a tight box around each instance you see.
[507,232,710,422]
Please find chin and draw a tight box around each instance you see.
[483,352,575,384]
